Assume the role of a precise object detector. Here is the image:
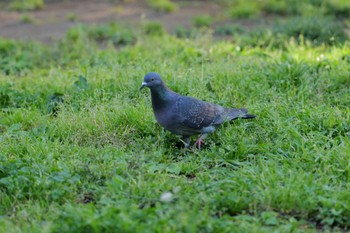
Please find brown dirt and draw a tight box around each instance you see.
[0,0,222,43]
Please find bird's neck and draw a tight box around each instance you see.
[150,84,174,110]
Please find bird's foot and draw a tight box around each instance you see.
[181,137,191,149]
[193,138,204,149]
[192,134,207,149]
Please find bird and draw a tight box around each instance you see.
[140,72,255,149]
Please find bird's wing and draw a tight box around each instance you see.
[175,96,226,131]
[214,108,250,124]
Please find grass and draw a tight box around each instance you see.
[143,22,165,36]
[1,7,350,233]
[66,12,77,22]
[274,16,348,45]
[84,23,137,46]
[192,15,213,28]
[147,0,178,13]
[20,13,34,24]
[216,0,350,18]
[229,0,260,19]
[9,0,44,11]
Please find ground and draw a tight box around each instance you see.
[1,0,350,232]
[0,0,221,42]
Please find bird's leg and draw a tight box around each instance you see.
[182,136,190,148]
[193,134,207,149]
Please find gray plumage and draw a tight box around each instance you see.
[140,72,255,148]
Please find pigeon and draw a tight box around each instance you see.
[140,72,255,149]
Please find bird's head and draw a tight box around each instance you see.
[140,72,163,90]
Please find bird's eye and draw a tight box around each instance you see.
[151,78,155,81]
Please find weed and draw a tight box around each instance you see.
[174,26,199,38]
[193,15,213,28]
[9,0,44,11]
[325,0,350,17]
[262,0,305,15]
[229,0,260,19]
[20,13,34,24]
[84,23,136,46]
[215,24,245,36]
[147,0,178,13]
[67,12,78,22]
[143,22,165,36]
[274,16,347,45]
[219,0,350,18]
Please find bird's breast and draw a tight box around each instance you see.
[153,105,185,135]
[154,106,175,127]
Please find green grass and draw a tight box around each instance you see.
[274,16,348,45]
[84,23,137,46]
[229,0,260,19]
[192,15,213,28]
[20,13,35,24]
[0,14,350,233]
[143,22,165,36]
[66,12,78,22]
[216,0,350,18]
[9,0,44,11]
[147,0,178,13]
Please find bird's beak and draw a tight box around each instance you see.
[140,82,147,90]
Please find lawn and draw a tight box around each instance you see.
[0,0,350,232]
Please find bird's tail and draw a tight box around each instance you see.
[241,113,256,119]
[228,108,256,120]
